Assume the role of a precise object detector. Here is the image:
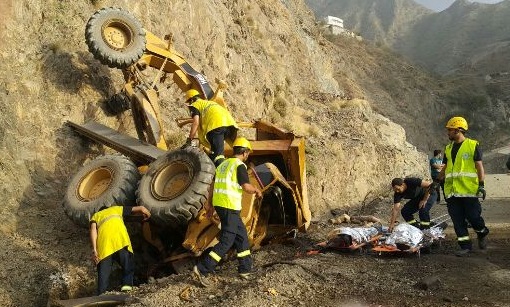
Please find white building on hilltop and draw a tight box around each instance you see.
[323,16,345,35]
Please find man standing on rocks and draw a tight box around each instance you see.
[438,116,489,257]
[192,137,262,287]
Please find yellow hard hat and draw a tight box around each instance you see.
[232,137,252,151]
[445,116,468,131]
[185,89,200,100]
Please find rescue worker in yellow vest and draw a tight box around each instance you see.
[437,116,489,257]
[192,137,262,287]
[90,205,151,294]
[182,89,238,166]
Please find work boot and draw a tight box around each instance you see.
[239,267,258,280]
[478,229,489,250]
[120,285,132,292]
[408,221,419,229]
[455,249,471,257]
[239,272,253,280]
[434,221,448,230]
[192,265,210,287]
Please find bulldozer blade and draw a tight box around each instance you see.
[66,120,166,165]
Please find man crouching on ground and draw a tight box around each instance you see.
[389,177,437,232]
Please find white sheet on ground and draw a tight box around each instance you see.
[385,223,423,248]
[328,226,379,244]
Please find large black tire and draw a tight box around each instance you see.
[137,147,215,228]
[85,7,146,69]
[62,155,140,228]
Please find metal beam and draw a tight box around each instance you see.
[66,120,166,165]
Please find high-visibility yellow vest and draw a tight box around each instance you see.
[444,138,479,198]
[90,206,133,261]
[191,99,238,148]
[213,158,244,210]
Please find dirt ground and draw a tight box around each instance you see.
[51,174,510,307]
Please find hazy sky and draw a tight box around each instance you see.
[413,0,504,11]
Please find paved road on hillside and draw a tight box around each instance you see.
[431,173,510,227]
[481,174,510,225]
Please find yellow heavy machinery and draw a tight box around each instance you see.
[63,7,311,271]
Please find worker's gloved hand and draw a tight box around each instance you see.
[477,182,486,200]
[205,204,215,219]
[181,137,192,149]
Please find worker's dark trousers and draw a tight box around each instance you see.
[206,126,237,166]
[401,191,437,226]
[431,176,443,203]
[97,247,134,295]
[197,206,252,275]
[446,196,489,250]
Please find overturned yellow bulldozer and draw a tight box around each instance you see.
[63,7,311,271]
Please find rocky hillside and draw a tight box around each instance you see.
[397,0,510,75]
[0,0,464,305]
[307,0,510,150]
[398,0,510,149]
[307,0,510,75]
[306,0,432,46]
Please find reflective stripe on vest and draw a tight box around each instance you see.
[213,158,244,210]
[444,138,479,198]
[97,214,122,229]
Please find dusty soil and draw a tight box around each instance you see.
[52,175,510,307]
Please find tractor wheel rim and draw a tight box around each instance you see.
[77,167,114,202]
[102,20,133,50]
[152,161,193,201]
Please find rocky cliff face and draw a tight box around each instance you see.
[0,0,430,304]
[396,0,510,75]
[308,0,510,75]
[306,0,432,45]
[308,0,510,152]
